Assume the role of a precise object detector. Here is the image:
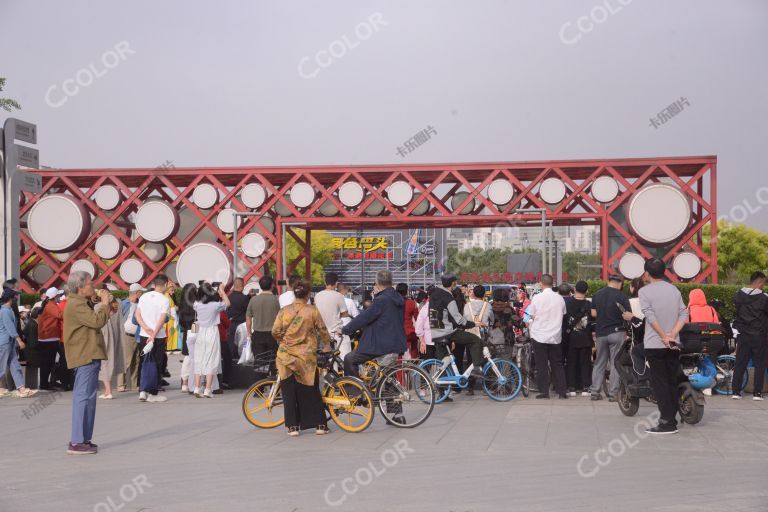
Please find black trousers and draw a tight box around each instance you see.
[220,341,233,385]
[645,348,681,426]
[420,344,436,360]
[54,343,72,389]
[38,342,59,390]
[448,330,485,370]
[251,331,278,359]
[532,340,566,396]
[451,343,468,374]
[567,346,592,391]
[282,372,327,430]
[343,351,376,378]
[732,333,767,395]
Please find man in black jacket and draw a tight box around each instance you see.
[732,271,768,401]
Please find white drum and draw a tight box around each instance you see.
[241,233,267,258]
[672,252,701,279]
[71,259,96,278]
[192,183,219,209]
[94,185,121,211]
[487,179,515,206]
[142,242,167,262]
[628,184,691,245]
[176,243,232,286]
[94,234,122,260]
[451,191,476,214]
[274,201,292,217]
[539,178,567,205]
[290,182,315,208]
[339,182,365,207]
[411,193,429,216]
[618,253,646,279]
[243,281,260,295]
[135,200,180,243]
[241,183,267,209]
[177,207,217,244]
[27,194,91,252]
[318,201,339,217]
[30,264,54,285]
[256,215,275,234]
[52,252,71,263]
[119,258,145,284]
[387,181,413,207]
[591,176,619,203]
[365,199,385,216]
[216,208,241,234]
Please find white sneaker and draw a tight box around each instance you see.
[581,391,590,397]
[732,394,742,400]
[703,388,712,396]
[181,385,189,393]
[568,391,576,397]
[194,387,202,398]
[139,391,148,402]
[754,394,764,401]
[203,389,213,398]
[146,394,168,403]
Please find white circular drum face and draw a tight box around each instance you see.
[338,182,365,207]
[94,185,120,210]
[318,201,339,217]
[142,242,167,262]
[618,253,646,279]
[365,199,385,216]
[257,216,276,234]
[673,252,701,279]
[27,194,91,252]
[411,193,429,216]
[591,176,620,203]
[119,258,145,284]
[135,200,179,242]
[30,264,54,284]
[290,182,315,208]
[71,259,96,278]
[52,252,71,262]
[94,234,121,259]
[243,281,259,295]
[241,233,267,258]
[628,184,691,244]
[176,243,232,286]
[539,178,567,205]
[241,183,267,209]
[273,200,292,217]
[451,192,476,214]
[192,183,219,209]
[387,181,413,207]
[216,208,241,233]
[487,179,514,206]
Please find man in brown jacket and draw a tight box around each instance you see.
[63,270,111,455]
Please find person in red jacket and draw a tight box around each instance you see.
[216,311,231,394]
[396,283,419,359]
[37,288,65,390]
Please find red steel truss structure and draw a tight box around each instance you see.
[19,155,717,292]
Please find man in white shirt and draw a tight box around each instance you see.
[526,274,568,399]
[135,274,171,403]
[278,275,299,308]
[337,283,359,358]
[313,273,348,348]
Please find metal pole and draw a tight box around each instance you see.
[513,208,547,276]
[232,215,239,279]
[548,220,554,278]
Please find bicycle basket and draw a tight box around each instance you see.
[252,350,277,372]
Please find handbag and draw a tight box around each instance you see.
[190,306,199,334]
[140,350,159,394]
[237,338,254,365]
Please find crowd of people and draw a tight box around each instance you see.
[0,258,766,450]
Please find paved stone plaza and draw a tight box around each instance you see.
[1,359,767,512]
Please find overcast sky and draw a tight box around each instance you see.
[2,0,767,228]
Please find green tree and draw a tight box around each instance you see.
[0,78,21,112]
[561,252,601,281]
[280,229,335,285]
[704,220,768,284]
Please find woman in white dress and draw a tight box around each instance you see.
[192,283,230,398]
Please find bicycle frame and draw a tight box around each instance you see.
[431,346,503,389]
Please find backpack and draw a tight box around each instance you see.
[566,300,590,334]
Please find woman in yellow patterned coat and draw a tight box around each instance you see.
[271,279,332,436]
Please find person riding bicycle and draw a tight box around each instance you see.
[428,274,485,379]
[341,270,407,378]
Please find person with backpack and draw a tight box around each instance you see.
[118,283,145,392]
[731,271,768,401]
[464,285,494,341]
[564,281,593,397]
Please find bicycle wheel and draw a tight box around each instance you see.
[482,359,522,401]
[418,359,453,403]
[324,377,375,433]
[714,355,736,395]
[376,363,435,428]
[242,378,285,428]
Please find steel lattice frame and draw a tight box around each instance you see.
[19,155,717,292]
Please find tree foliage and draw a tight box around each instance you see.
[0,77,21,112]
[282,229,335,285]
[703,221,768,284]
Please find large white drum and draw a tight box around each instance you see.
[411,193,429,216]
[241,183,267,209]
[27,194,91,252]
[241,233,267,258]
[216,208,241,234]
[365,199,385,216]
[135,200,180,243]
[628,184,691,245]
[176,243,232,286]
[290,183,315,208]
[488,179,515,206]
[539,178,567,205]
[256,215,275,234]
[243,281,260,295]
[94,234,122,260]
[387,181,413,207]
[94,185,121,211]
[591,176,619,203]
[318,201,339,217]
[30,264,54,284]
[192,183,219,209]
[274,201,292,217]
[142,242,167,262]
[672,252,701,279]
[451,192,476,214]
[339,182,365,207]
[618,252,646,279]
[119,258,145,284]
[71,259,96,278]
